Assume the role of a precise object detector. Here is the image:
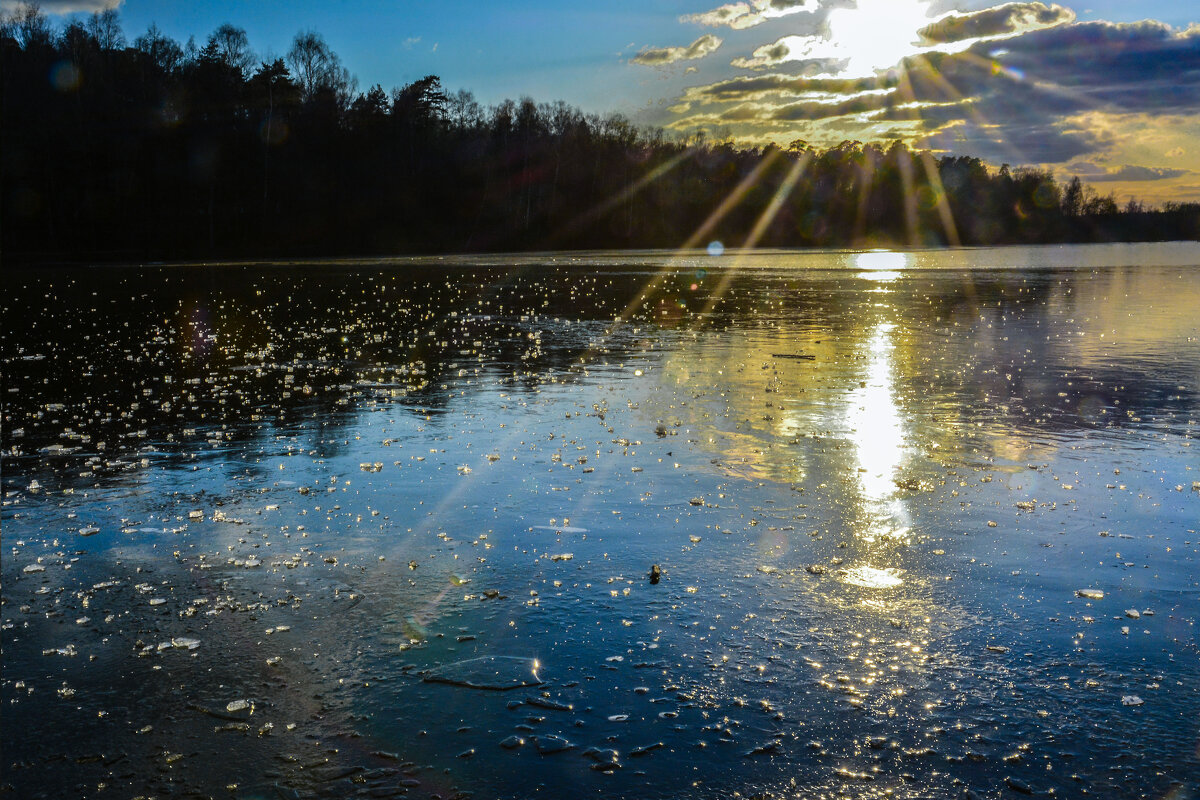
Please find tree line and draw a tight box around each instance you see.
[3,5,1197,263]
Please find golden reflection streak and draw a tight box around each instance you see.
[852,151,877,244]
[692,152,811,323]
[581,147,785,352]
[897,55,1038,249]
[897,47,1115,209]
[918,149,961,247]
[547,146,697,247]
[406,146,758,594]
[931,46,1118,133]
[890,64,975,305]
[394,141,777,606]
[898,53,1031,171]
[894,142,921,248]
[739,151,808,250]
[405,150,717,572]
[679,147,785,251]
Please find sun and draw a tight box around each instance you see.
[825,0,933,76]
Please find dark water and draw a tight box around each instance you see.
[3,244,1198,800]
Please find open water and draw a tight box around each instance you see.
[2,243,1199,799]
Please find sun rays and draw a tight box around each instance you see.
[648,0,1162,188]
[541,0,1171,364]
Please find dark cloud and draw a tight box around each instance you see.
[918,120,1106,164]
[891,21,1200,162]
[731,39,793,69]
[983,21,1200,111]
[770,92,893,121]
[681,72,891,104]
[918,2,1074,45]
[632,34,723,66]
[1092,164,1189,181]
[717,103,774,121]
[664,15,1200,168]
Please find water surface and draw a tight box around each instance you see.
[3,244,1199,799]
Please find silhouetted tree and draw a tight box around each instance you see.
[1062,176,1084,217]
[134,24,184,74]
[86,8,123,51]
[207,23,254,76]
[286,30,353,104]
[2,2,52,49]
[2,11,1195,263]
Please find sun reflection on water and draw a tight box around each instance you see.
[841,565,905,589]
[854,250,910,283]
[847,322,910,546]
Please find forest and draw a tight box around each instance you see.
[3,5,1198,263]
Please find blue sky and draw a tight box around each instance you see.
[43,0,694,110]
[19,0,1200,201]
[32,1,1193,108]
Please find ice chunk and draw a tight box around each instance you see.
[532,734,574,754]
[424,656,543,690]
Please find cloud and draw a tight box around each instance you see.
[764,0,816,11]
[876,20,1200,163]
[918,2,1074,45]
[1094,164,1189,181]
[657,8,1200,174]
[678,72,891,106]
[682,2,759,30]
[889,20,1200,136]
[916,117,1108,164]
[730,35,848,70]
[731,37,800,69]
[983,20,1200,111]
[681,0,816,31]
[769,91,895,121]
[1,0,120,12]
[632,34,724,66]
[1165,147,1186,158]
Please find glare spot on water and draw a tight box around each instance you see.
[860,270,901,283]
[842,565,904,589]
[854,250,909,281]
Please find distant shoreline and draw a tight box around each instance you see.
[8,241,1200,272]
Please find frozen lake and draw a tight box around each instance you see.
[3,243,1199,799]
